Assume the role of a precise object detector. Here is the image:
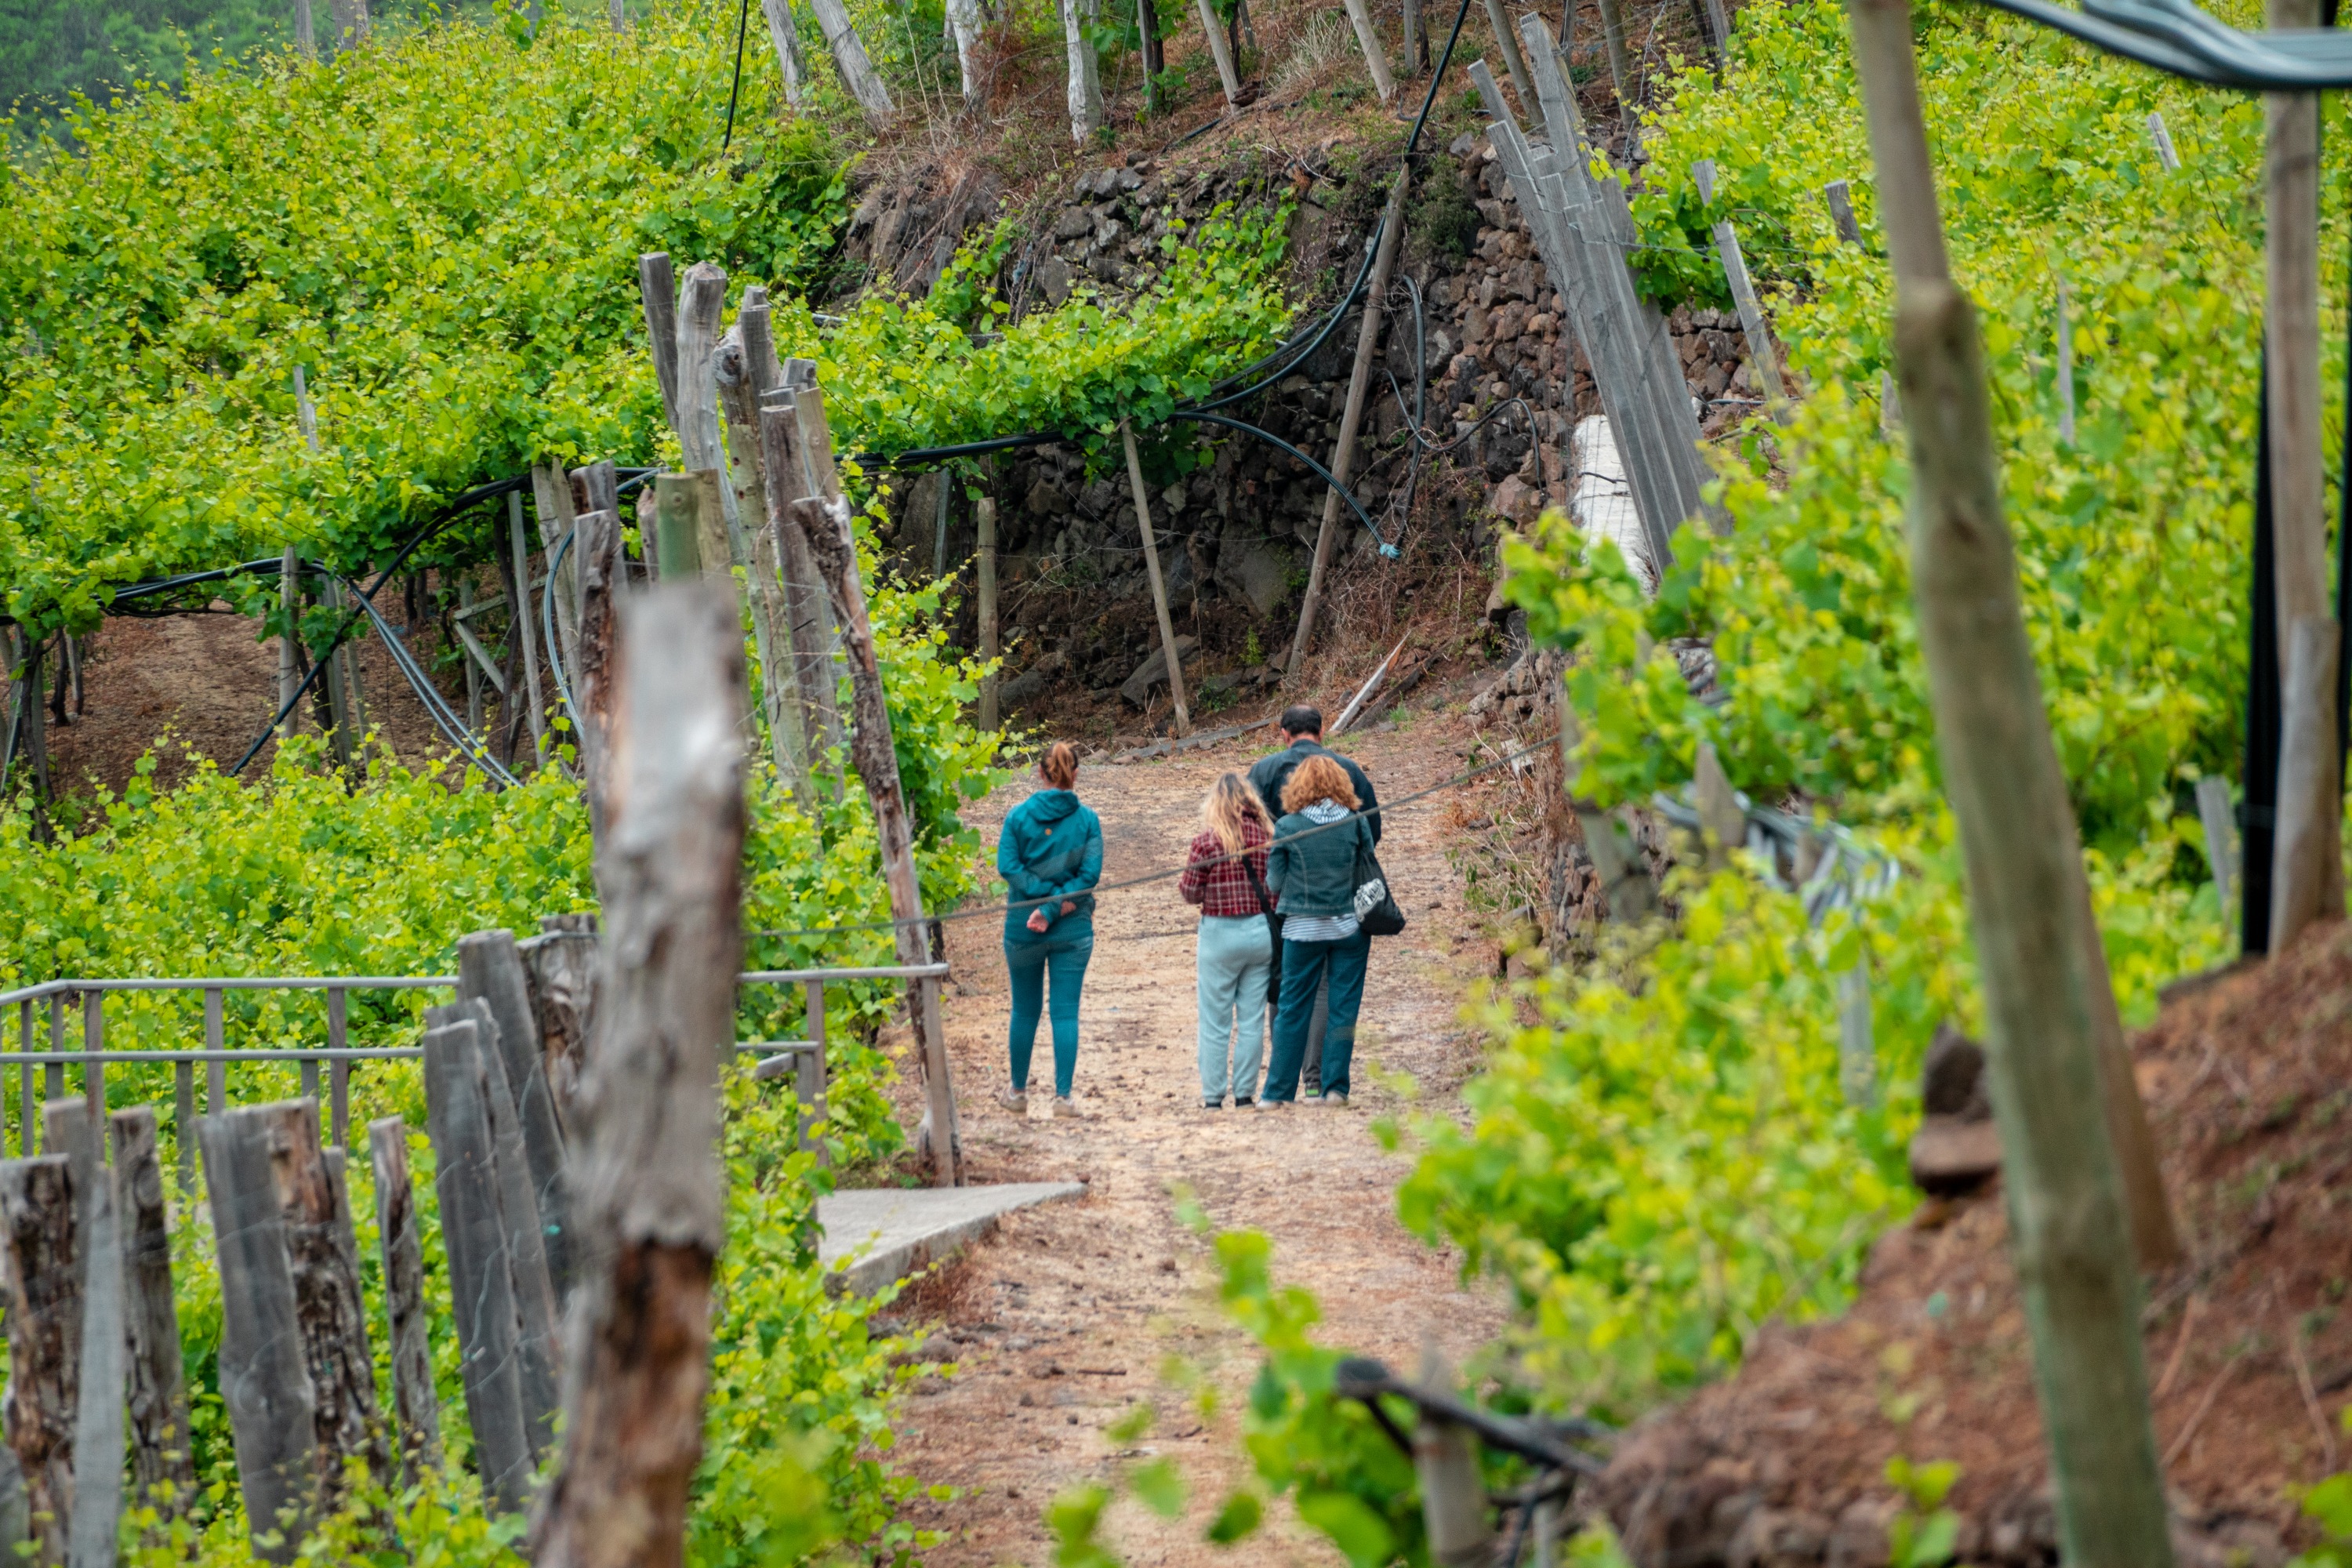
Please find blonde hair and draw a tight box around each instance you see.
[1039,741,1080,790]
[1201,771,1269,854]
[1281,754,1359,814]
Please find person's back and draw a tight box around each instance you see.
[995,742,1104,1117]
[1249,705,1379,844]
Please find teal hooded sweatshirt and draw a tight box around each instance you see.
[997,789,1105,938]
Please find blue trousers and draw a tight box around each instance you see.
[1263,930,1369,1101]
[1004,915,1094,1097]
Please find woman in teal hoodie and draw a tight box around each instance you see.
[996,741,1105,1116]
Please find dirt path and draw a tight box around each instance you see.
[884,713,1508,1566]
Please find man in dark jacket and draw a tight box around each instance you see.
[1247,706,1380,1094]
[1248,706,1381,843]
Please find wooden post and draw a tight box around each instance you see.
[1343,0,1398,101]
[756,376,848,786]
[715,292,815,800]
[654,477,704,579]
[325,0,368,51]
[977,499,1000,734]
[1289,170,1410,683]
[2147,111,2180,170]
[759,0,808,106]
[521,916,601,1131]
[0,1156,80,1568]
[1120,422,1192,737]
[691,470,732,590]
[1824,177,1863,245]
[1138,0,1162,108]
[808,0,895,123]
[458,576,485,736]
[673,265,746,566]
[294,0,315,56]
[456,931,572,1294]
[533,583,742,1568]
[1592,0,1632,132]
[574,510,624,845]
[2271,615,2343,949]
[1413,1348,1490,1566]
[1558,681,1659,919]
[948,0,985,105]
[107,1111,191,1519]
[197,1110,318,1561]
[771,392,962,1185]
[1690,158,1789,421]
[254,1102,386,1495]
[1849,0,2175,1561]
[2055,271,2076,445]
[532,464,584,684]
[319,579,357,772]
[278,548,303,745]
[365,1117,441,1479]
[2195,775,2238,909]
[637,255,683,437]
[1192,0,1244,105]
[419,1021,532,1515]
[1483,0,1537,108]
[1061,0,1105,142]
[1403,0,1424,74]
[45,1112,122,1568]
[427,1001,561,1456]
[325,986,347,1149]
[508,492,549,769]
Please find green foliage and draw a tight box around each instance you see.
[1402,0,2252,1427]
[2292,1462,2352,1567]
[0,1,1294,637]
[1885,1457,1962,1568]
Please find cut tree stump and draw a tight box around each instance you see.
[0,1156,79,1568]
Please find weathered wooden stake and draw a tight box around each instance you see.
[534,582,743,1568]
[575,509,623,844]
[1290,170,1410,682]
[428,1001,561,1456]
[1483,0,1537,107]
[2055,270,2076,445]
[532,464,584,682]
[198,1111,318,1561]
[760,0,808,105]
[757,367,848,786]
[654,476,704,580]
[1343,0,1399,101]
[522,916,601,1131]
[1824,177,1863,245]
[366,1118,441,1480]
[1849,0,2175,1560]
[1192,0,1245,104]
[0,1156,78,1568]
[2194,774,2238,909]
[42,1104,120,1568]
[108,1111,191,1519]
[772,393,962,1185]
[278,547,303,745]
[255,1102,386,1495]
[977,498,1000,735]
[2270,615,2343,949]
[637,254,683,437]
[1691,158,1789,420]
[457,931,572,1293]
[1061,0,1105,142]
[419,1020,531,1515]
[1121,422,1192,738]
[1413,1348,1490,1566]
[808,0,896,123]
[716,292,815,801]
[507,492,549,768]
[1591,0,1632,133]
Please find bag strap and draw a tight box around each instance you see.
[1239,837,1278,918]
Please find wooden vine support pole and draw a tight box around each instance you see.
[1120,422,1192,738]
[1849,1,2177,1563]
[531,463,583,684]
[676,264,744,581]
[574,508,623,845]
[457,931,572,1292]
[1342,0,1397,103]
[1690,158,1790,421]
[808,0,895,125]
[947,0,985,107]
[761,365,848,788]
[2263,0,2342,949]
[1060,0,1105,142]
[522,914,602,1128]
[759,0,808,107]
[1592,0,1634,145]
[1289,169,1410,684]
[42,1103,122,1568]
[506,491,550,769]
[715,285,817,804]
[426,999,562,1454]
[419,1018,534,1515]
[108,1111,191,1519]
[1192,0,1245,106]
[1414,1348,1491,1567]
[534,583,742,1568]
[764,390,963,1186]
[365,1117,441,1480]
[1482,0,1537,108]
[0,1155,80,1568]
[977,498,1000,735]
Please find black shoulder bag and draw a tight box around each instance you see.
[1352,818,1407,938]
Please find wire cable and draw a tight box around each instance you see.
[721,0,753,150]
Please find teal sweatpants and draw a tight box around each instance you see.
[1004,914,1094,1097]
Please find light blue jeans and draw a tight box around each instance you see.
[1196,915,1274,1102]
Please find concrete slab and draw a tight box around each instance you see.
[817,1181,1087,1296]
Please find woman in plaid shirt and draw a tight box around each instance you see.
[1180,772,1277,1108]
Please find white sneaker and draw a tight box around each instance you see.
[998,1088,1028,1112]
[1313,1092,1349,1109]
[1051,1096,1080,1119]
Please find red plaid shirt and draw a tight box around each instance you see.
[1178,821,1272,918]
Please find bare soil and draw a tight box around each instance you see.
[1594,922,2352,1568]
[39,607,510,801]
[877,703,1511,1566]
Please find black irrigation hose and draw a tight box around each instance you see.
[543,525,582,733]
[332,564,526,788]
[720,0,753,151]
[1168,410,1399,557]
